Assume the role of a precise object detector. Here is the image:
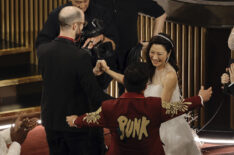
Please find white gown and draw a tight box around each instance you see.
[144,83,201,155]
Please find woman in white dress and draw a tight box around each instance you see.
[98,33,201,155]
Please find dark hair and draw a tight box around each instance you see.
[124,62,149,93]
[145,33,179,82]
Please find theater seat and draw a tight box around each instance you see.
[20,126,111,155]
[20,125,49,155]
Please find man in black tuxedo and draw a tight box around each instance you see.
[37,6,111,155]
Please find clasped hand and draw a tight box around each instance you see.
[221,63,234,85]
[93,60,110,76]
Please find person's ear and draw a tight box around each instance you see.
[72,23,78,31]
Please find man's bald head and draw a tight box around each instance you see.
[58,6,84,29]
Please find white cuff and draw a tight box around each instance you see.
[0,128,12,145]
[199,95,204,106]
[228,83,234,87]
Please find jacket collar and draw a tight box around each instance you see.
[120,92,145,99]
[55,36,75,45]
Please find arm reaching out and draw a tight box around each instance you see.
[66,107,106,128]
[98,60,124,84]
[161,86,212,122]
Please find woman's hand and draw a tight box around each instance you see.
[93,61,104,76]
[98,60,110,72]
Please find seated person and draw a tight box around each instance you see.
[0,114,38,155]
[66,62,212,155]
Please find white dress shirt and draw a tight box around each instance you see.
[0,128,21,155]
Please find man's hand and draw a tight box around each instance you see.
[82,34,104,49]
[66,115,78,127]
[198,86,212,102]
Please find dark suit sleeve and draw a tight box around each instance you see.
[161,96,202,122]
[77,52,112,111]
[137,0,165,18]
[95,73,113,89]
[35,10,60,48]
[224,84,234,96]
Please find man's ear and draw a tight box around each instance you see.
[72,23,78,31]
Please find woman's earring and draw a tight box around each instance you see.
[166,55,170,63]
[166,56,169,63]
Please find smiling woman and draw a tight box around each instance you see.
[143,34,202,155]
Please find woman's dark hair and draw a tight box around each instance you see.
[145,33,179,82]
[124,62,150,93]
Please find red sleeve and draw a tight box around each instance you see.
[74,107,106,128]
[161,96,202,122]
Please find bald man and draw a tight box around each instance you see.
[37,6,112,155]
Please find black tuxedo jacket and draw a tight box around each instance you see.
[224,84,234,96]
[37,37,112,132]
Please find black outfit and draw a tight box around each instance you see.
[36,1,117,48]
[37,37,112,155]
[224,84,234,96]
[35,2,118,89]
[95,0,165,94]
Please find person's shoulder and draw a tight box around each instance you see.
[90,1,105,9]
[146,97,161,102]
[102,99,116,107]
[161,70,178,87]
[165,71,177,81]
[89,1,110,14]
[37,41,54,53]
[101,99,117,112]
[164,64,178,81]
[74,49,92,62]
[145,97,162,107]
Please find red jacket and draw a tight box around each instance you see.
[75,92,202,155]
